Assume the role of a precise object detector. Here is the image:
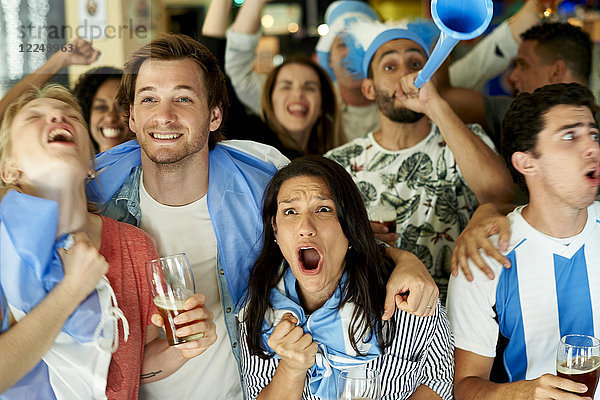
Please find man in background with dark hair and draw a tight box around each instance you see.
[447,83,600,400]
[441,22,594,153]
[510,23,592,95]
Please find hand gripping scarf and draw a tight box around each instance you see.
[260,267,381,399]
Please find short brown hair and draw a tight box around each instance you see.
[0,84,90,198]
[502,83,599,192]
[521,22,592,84]
[117,33,229,150]
[260,55,345,155]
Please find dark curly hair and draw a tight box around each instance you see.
[521,22,592,84]
[72,66,123,152]
[501,83,599,193]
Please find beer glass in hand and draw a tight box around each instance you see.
[556,334,600,398]
[337,368,381,400]
[146,253,202,345]
[368,203,397,246]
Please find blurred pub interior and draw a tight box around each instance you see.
[0,0,599,99]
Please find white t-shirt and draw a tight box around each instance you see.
[138,179,242,400]
[447,203,600,391]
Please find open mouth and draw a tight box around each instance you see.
[48,127,74,143]
[585,165,600,185]
[100,127,123,138]
[150,132,183,140]
[287,103,309,117]
[298,246,322,273]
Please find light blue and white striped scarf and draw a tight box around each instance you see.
[261,267,381,399]
[0,190,123,399]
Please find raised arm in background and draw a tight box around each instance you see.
[0,39,99,122]
[225,0,270,115]
[202,0,232,38]
[448,0,540,91]
[399,74,515,205]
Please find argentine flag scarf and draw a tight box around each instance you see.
[0,190,127,399]
[260,267,381,399]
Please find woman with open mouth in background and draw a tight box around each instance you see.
[239,156,454,400]
[222,0,345,160]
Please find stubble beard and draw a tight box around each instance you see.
[374,87,424,124]
[537,162,599,211]
[138,128,210,169]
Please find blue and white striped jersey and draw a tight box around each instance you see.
[448,202,600,384]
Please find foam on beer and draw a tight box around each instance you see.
[153,297,188,310]
[369,206,396,223]
[557,356,600,374]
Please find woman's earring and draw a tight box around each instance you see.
[274,239,278,244]
[348,245,352,250]
[87,169,96,181]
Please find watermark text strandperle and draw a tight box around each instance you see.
[18,19,149,41]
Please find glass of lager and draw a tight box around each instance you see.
[368,203,397,246]
[337,367,380,400]
[556,334,600,398]
[146,253,203,345]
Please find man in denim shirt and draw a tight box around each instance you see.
[89,34,440,400]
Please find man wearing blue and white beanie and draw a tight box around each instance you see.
[325,20,515,302]
[315,1,381,140]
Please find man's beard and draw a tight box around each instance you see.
[375,88,424,123]
[138,124,209,166]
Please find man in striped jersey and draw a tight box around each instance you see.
[447,83,600,400]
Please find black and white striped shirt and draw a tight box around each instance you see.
[239,302,454,400]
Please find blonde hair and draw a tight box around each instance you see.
[0,84,90,199]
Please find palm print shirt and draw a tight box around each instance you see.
[325,124,495,301]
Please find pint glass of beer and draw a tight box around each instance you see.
[556,334,600,398]
[368,203,397,246]
[146,253,202,346]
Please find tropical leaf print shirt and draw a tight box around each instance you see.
[325,124,495,301]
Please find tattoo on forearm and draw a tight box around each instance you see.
[141,370,163,379]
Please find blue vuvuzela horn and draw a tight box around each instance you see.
[414,0,494,88]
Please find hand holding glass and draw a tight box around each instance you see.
[338,368,381,400]
[146,253,204,345]
[368,203,397,246]
[556,334,600,398]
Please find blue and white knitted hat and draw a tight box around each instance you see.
[315,0,380,81]
[341,20,440,80]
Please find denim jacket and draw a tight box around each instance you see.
[97,144,279,374]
